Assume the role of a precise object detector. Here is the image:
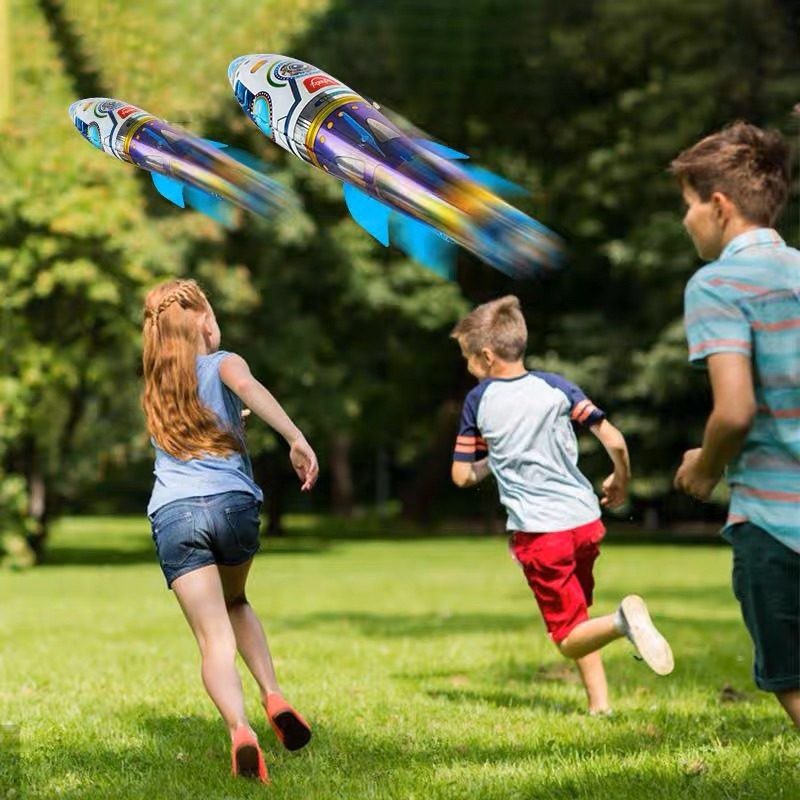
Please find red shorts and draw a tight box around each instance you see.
[509,518,606,643]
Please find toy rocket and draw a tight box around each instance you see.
[69,98,297,225]
[228,54,563,278]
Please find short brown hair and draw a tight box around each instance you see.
[670,121,790,226]
[451,295,527,361]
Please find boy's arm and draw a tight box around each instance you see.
[219,353,318,491]
[675,352,755,499]
[451,458,491,489]
[590,419,631,509]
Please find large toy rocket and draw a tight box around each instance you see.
[228,54,563,278]
[69,98,296,226]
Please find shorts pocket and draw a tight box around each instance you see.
[151,509,195,570]
[223,500,261,555]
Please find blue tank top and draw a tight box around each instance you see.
[147,350,263,515]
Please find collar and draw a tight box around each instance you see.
[719,228,785,260]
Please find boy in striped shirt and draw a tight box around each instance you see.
[671,121,799,727]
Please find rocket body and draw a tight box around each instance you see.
[69,98,295,223]
[228,55,562,277]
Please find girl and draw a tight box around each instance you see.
[142,278,318,783]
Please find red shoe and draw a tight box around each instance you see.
[264,692,312,751]
[231,726,269,784]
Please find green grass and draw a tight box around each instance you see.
[0,517,797,799]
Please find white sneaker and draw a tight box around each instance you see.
[618,595,674,676]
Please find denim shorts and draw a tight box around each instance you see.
[730,521,800,692]
[149,491,262,588]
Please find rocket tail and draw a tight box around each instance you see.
[342,183,455,279]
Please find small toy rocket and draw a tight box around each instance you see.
[69,97,296,225]
[228,54,563,278]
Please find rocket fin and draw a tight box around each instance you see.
[151,173,187,208]
[462,165,527,196]
[184,186,236,227]
[202,139,229,149]
[391,214,456,280]
[343,184,390,246]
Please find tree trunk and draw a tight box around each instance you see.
[330,433,354,518]
[23,440,49,563]
[262,452,286,537]
[400,400,461,524]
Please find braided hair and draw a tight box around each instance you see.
[142,279,243,460]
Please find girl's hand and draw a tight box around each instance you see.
[290,437,319,491]
[601,472,627,509]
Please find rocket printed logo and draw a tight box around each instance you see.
[117,105,139,119]
[303,75,338,93]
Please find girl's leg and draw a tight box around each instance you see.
[574,651,611,714]
[218,560,281,699]
[171,565,251,735]
[219,560,312,751]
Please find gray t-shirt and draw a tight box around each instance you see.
[147,350,263,516]
[453,371,604,532]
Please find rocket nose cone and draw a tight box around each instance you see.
[228,56,249,87]
[68,99,90,122]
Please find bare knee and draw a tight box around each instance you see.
[196,625,237,659]
[225,592,249,611]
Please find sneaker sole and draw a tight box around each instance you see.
[621,595,674,676]
[235,743,261,779]
[272,710,312,751]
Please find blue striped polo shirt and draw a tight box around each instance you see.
[684,228,800,553]
[453,371,606,532]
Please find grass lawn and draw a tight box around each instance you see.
[0,517,797,799]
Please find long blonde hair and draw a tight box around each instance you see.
[142,279,243,460]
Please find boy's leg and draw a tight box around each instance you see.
[731,523,800,728]
[558,601,674,676]
[776,690,800,728]
[557,614,623,659]
[171,565,251,735]
[575,651,611,714]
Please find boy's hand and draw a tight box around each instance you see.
[600,473,627,509]
[674,447,721,500]
[290,437,319,492]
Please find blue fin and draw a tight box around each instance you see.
[222,146,270,173]
[391,213,456,279]
[413,139,469,160]
[343,184,390,246]
[185,186,236,227]
[202,138,229,149]
[463,165,527,196]
[151,173,186,207]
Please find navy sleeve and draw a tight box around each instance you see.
[453,384,489,462]
[533,371,606,427]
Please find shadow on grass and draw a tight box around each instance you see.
[23,701,795,800]
[276,610,536,637]
[39,533,335,568]
[39,513,731,569]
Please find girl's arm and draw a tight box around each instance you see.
[589,418,630,508]
[220,353,318,491]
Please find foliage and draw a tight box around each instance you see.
[2,0,799,553]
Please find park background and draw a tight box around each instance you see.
[0,1,798,798]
